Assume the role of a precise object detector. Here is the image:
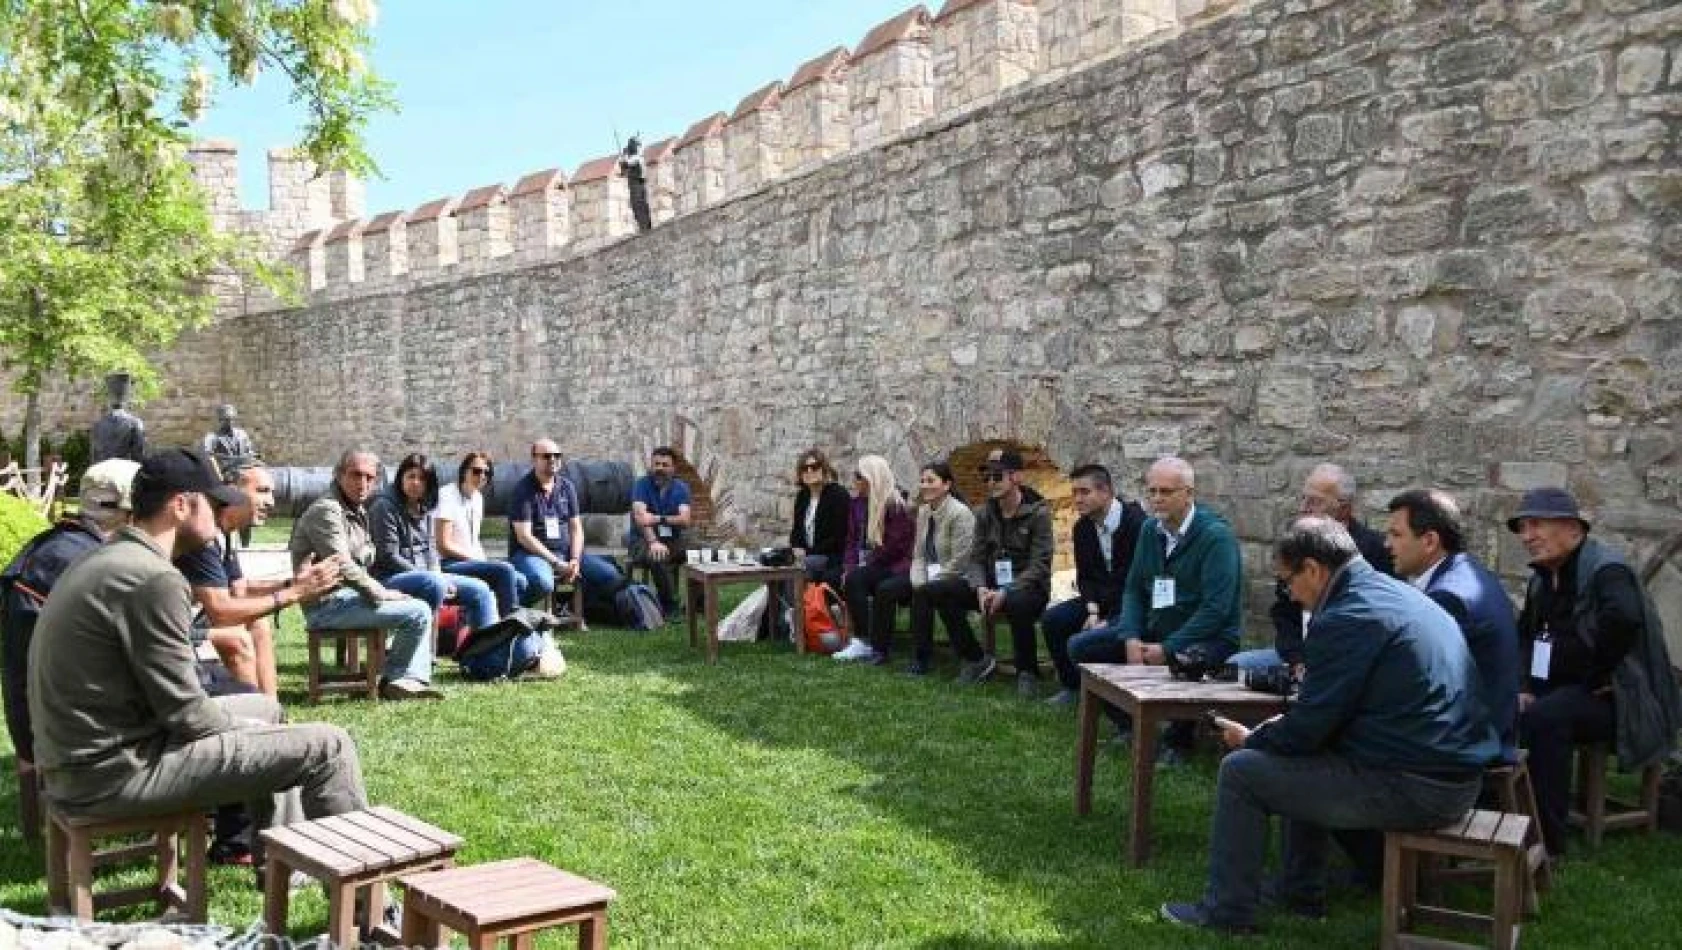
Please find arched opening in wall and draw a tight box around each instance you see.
[669,450,731,546]
[947,439,1078,596]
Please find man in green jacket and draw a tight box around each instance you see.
[967,450,1055,696]
[1071,456,1243,758]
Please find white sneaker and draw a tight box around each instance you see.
[832,639,877,662]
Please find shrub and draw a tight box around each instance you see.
[0,491,50,568]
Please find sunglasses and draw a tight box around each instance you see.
[533,452,562,460]
[468,467,490,476]
[983,472,1006,482]
[800,462,822,472]
[852,471,866,481]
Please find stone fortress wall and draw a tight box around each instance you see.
[8,0,1682,631]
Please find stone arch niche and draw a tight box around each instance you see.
[635,413,746,546]
[947,438,1078,578]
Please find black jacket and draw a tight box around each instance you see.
[367,488,438,580]
[1271,518,1393,665]
[1072,499,1147,618]
[790,482,850,558]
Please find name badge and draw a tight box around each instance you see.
[1530,636,1553,682]
[1152,576,1176,609]
[544,516,561,540]
[656,524,673,539]
[927,562,943,580]
[994,560,1014,586]
[858,548,870,565]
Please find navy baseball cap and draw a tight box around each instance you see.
[132,448,248,510]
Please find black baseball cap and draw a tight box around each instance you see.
[132,448,248,509]
[985,449,1026,474]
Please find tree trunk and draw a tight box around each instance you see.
[24,286,45,488]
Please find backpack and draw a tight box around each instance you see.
[434,604,469,657]
[455,610,553,681]
[614,583,664,631]
[801,583,846,654]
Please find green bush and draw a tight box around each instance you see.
[0,491,51,568]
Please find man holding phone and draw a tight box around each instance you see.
[1160,517,1498,934]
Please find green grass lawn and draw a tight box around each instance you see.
[3,604,1680,948]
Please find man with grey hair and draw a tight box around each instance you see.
[1161,516,1496,934]
[290,450,440,701]
[1231,463,1394,675]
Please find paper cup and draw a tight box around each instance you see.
[686,549,701,565]
[734,548,750,564]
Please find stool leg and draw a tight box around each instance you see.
[308,632,324,703]
[1493,849,1521,950]
[1381,838,1403,949]
[368,631,387,699]
[400,906,442,950]
[67,827,95,921]
[328,879,359,950]
[44,813,68,913]
[184,813,208,922]
[1641,762,1663,833]
[1582,745,1608,849]
[264,857,295,938]
[511,934,534,950]
[579,910,607,950]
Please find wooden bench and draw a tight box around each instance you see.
[400,857,616,950]
[1382,809,1529,950]
[44,804,208,922]
[261,806,462,948]
[1569,741,1662,849]
[306,627,385,702]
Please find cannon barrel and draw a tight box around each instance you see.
[268,459,635,519]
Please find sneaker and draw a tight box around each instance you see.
[832,639,879,662]
[1160,901,1258,935]
[956,656,997,684]
[904,660,930,677]
[1016,672,1040,699]
[865,652,891,667]
[379,678,445,701]
[1045,688,1079,707]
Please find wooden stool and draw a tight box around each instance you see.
[44,804,207,922]
[400,857,616,950]
[1424,756,1552,915]
[546,583,587,633]
[17,758,41,847]
[1382,809,1529,950]
[1569,741,1662,849]
[307,627,385,702]
[261,806,462,948]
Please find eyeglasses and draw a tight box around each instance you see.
[1276,564,1307,585]
[468,467,489,476]
[852,471,866,481]
[533,452,562,461]
[983,472,1006,483]
[800,462,822,472]
[1144,485,1187,497]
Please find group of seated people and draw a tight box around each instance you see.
[2,436,1678,937]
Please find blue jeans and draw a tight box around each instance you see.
[302,588,435,684]
[384,570,497,631]
[1200,749,1480,927]
[440,559,524,618]
[1043,598,1105,691]
[1230,647,1284,671]
[508,549,622,605]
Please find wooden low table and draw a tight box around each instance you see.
[400,857,616,950]
[681,561,806,664]
[261,806,463,947]
[1074,663,1288,866]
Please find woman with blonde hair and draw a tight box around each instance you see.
[832,455,914,663]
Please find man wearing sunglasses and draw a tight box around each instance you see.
[508,439,624,610]
[968,450,1054,694]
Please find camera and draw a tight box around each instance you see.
[757,546,796,567]
[1166,643,1224,682]
[1241,663,1298,698]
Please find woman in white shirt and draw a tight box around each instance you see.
[435,451,525,615]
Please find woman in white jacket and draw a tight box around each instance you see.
[905,462,981,678]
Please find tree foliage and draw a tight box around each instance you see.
[0,1,393,447]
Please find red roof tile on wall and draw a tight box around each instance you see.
[786,46,851,92]
[409,197,458,223]
[457,184,508,212]
[363,211,406,234]
[644,138,676,163]
[936,0,1029,23]
[289,229,322,252]
[677,112,728,149]
[730,81,783,122]
[510,168,567,196]
[324,219,365,242]
[574,155,620,183]
[855,6,931,59]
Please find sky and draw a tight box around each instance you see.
[199,0,922,215]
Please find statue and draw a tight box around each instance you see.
[619,135,652,234]
[202,403,259,474]
[88,373,146,465]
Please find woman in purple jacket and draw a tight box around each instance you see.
[832,454,914,663]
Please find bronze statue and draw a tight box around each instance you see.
[88,373,146,465]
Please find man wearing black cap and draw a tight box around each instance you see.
[1510,486,1681,856]
[967,449,1055,694]
[27,448,367,864]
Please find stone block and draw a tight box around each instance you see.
[1617,44,1669,94]
[1523,286,1632,342]
[1292,113,1344,161]
[1256,377,1316,430]
[1498,461,1569,491]
[1122,424,1183,460]
[1541,52,1607,110]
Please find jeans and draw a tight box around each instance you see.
[911,575,980,664]
[508,549,623,606]
[627,534,687,611]
[988,586,1051,676]
[1043,598,1104,690]
[442,558,525,617]
[1519,682,1614,855]
[1231,647,1284,671]
[804,554,841,587]
[1200,749,1481,927]
[302,588,435,684]
[842,564,910,654]
[384,570,498,631]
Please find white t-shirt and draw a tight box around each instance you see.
[435,483,485,561]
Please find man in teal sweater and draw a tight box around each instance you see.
[1069,456,1243,757]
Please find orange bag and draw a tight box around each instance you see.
[801,583,846,654]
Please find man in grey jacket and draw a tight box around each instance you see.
[969,450,1055,696]
[289,449,440,701]
[29,448,366,879]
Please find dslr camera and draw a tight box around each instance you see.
[1166,643,1225,682]
[1241,663,1298,698]
[757,546,796,567]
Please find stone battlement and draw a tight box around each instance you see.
[194,0,1245,309]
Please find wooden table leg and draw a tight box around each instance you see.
[579,911,607,950]
[791,574,807,654]
[328,879,359,950]
[685,569,698,649]
[263,857,295,938]
[705,579,720,664]
[400,904,442,950]
[1128,708,1158,866]
[1075,681,1099,816]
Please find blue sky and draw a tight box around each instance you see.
[199,0,921,215]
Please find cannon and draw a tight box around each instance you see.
[268,458,636,519]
